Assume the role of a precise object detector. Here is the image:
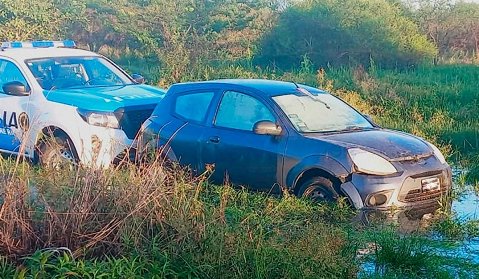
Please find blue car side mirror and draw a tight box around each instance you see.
[254,121,283,136]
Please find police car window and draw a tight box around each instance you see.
[0,60,28,94]
[215,91,275,131]
[175,92,215,123]
[26,56,133,90]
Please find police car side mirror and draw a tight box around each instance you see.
[132,74,145,84]
[2,81,30,96]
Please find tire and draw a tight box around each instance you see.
[297,176,339,203]
[37,135,78,170]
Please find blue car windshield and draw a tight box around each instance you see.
[26,56,133,90]
[273,93,373,133]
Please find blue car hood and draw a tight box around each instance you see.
[43,84,166,111]
[305,129,433,160]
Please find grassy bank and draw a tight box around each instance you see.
[0,158,360,278]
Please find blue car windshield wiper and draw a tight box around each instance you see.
[292,81,331,110]
[340,125,368,132]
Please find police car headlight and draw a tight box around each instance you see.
[77,109,120,129]
[426,142,447,164]
[348,148,397,176]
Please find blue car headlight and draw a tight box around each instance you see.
[348,148,397,176]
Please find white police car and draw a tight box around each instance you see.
[0,40,165,167]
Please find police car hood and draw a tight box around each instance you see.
[44,84,166,111]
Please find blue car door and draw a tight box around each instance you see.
[200,90,288,192]
[162,90,217,172]
[0,59,31,154]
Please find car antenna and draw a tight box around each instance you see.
[292,81,331,109]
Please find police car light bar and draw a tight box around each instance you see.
[0,40,76,49]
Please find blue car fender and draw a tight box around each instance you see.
[286,155,363,207]
[287,155,350,187]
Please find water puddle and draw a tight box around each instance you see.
[443,189,479,264]
[358,167,479,276]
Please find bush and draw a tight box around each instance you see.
[257,0,437,69]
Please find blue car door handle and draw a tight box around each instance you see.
[209,136,220,143]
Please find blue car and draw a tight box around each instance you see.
[140,79,452,210]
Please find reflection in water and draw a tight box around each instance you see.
[453,190,479,220]
[448,190,479,263]
[356,204,439,234]
[358,189,479,276]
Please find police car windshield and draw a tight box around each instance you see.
[26,56,134,90]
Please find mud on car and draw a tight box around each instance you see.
[0,40,165,168]
[140,79,452,210]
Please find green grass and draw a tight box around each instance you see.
[0,158,361,278]
[324,64,479,157]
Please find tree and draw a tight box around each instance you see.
[411,0,479,61]
[449,2,479,60]
[257,0,437,68]
[203,0,278,60]
[0,0,63,40]
[67,0,127,52]
[98,0,278,82]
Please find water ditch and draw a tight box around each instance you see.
[358,167,479,276]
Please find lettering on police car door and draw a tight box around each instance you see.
[0,111,20,135]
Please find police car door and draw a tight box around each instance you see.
[0,58,31,155]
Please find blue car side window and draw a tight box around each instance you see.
[175,91,215,123]
[215,91,275,131]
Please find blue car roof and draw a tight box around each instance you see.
[168,79,327,97]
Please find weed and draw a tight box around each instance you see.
[433,215,479,240]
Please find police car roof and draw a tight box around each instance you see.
[0,47,99,61]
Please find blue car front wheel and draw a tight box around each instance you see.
[298,177,339,203]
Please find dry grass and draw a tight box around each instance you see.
[0,154,360,278]
[0,154,207,260]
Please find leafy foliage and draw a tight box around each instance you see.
[412,0,479,62]
[0,0,83,41]
[257,0,437,68]
[7,0,477,72]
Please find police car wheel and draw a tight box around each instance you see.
[37,136,78,170]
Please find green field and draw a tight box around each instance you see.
[1,63,479,278]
